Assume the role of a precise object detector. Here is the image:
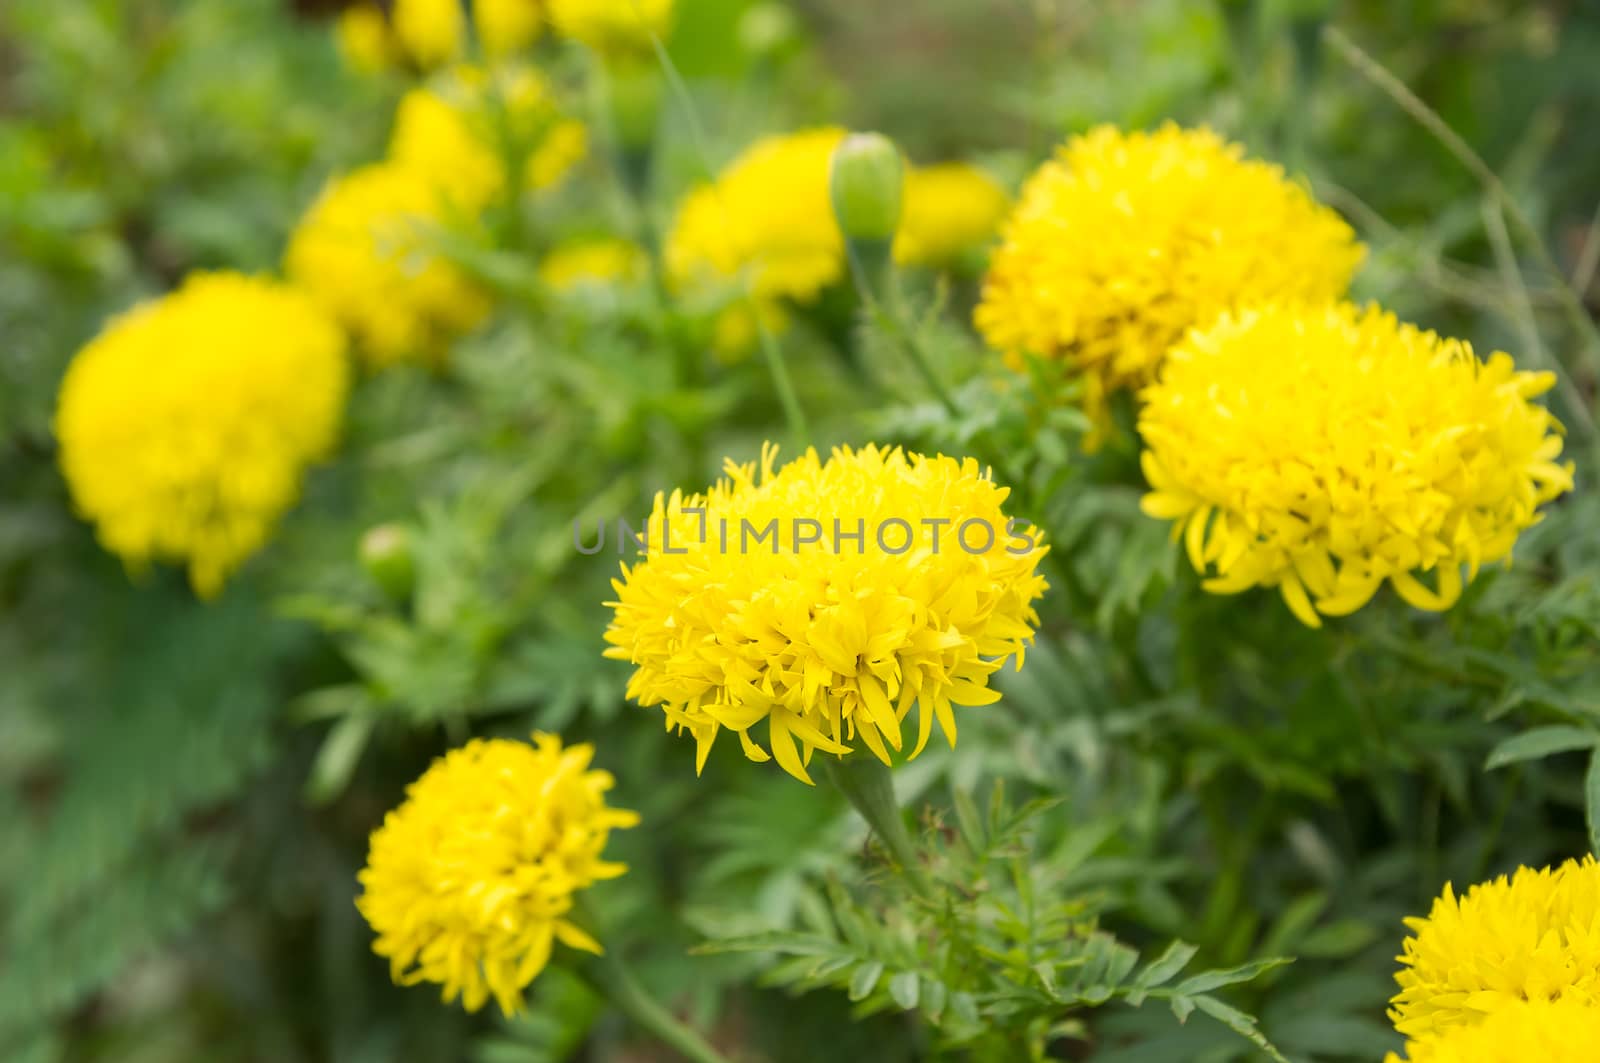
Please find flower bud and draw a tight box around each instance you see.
[359,523,416,602]
[829,133,905,245]
[738,2,801,64]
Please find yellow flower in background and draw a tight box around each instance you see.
[335,0,543,74]
[540,237,646,292]
[1138,303,1572,627]
[895,162,1010,268]
[387,65,587,211]
[1384,999,1600,1063]
[55,272,348,598]
[1389,856,1600,1039]
[976,123,1363,416]
[603,444,1048,785]
[285,162,492,368]
[548,0,674,54]
[357,734,639,1015]
[667,127,847,307]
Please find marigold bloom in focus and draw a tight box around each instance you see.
[540,238,646,292]
[285,162,492,368]
[603,444,1048,785]
[388,66,587,211]
[336,0,543,73]
[976,124,1363,414]
[895,162,1010,268]
[1384,999,1600,1063]
[55,272,348,597]
[357,734,639,1015]
[548,0,674,54]
[1138,303,1573,627]
[1389,856,1600,1039]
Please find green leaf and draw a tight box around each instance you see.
[1485,725,1600,770]
[848,961,883,1002]
[1191,995,1290,1063]
[1588,748,1600,857]
[304,713,375,806]
[888,971,920,1010]
[1171,957,1293,996]
[1126,940,1198,1005]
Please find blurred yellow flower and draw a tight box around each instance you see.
[336,0,544,73]
[548,0,674,54]
[55,272,348,598]
[667,128,847,307]
[1385,999,1600,1063]
[976,124,1363,416]
[358,734,639,1016]
[895,162,1010,268]
[1390,856,1600,1039]
[1138,303,1572,627]
[387,65,587,211]
[284,162,492,368]
[603,444,1048,785]
[540,237,646,292]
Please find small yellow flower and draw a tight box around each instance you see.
[1385,999,1600,1062]
[284,162,492,368]
[357,734,639,1016]
[55,272,348,597]
[976,124,1363,416]
[895,162,1010,268]
[548,0,674,55]
[603,444,1048,784]
[1138,302,1573,627]
[540,238,646,292]
[1390,856,1600,1039]
[335,0,544,74]
[387,66,587,211]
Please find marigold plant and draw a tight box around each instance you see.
[284,162,492,368]
[1384,998,1600,1062]
[547,0,674,55]
[357,734,639,1016]
[975,123,1363,416]
[1138,302,1573,627]
[336,0,543,73]
[55,272,348,597]
[1389,856,1600,1038]
[603,444,1048,784]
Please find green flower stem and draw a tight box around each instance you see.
[751,298,812,451]
[822,755,931,898]
[579,948,733,1063]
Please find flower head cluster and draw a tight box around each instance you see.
[895,162,1010,268]
[1390,856,1600,1038]
[1385,998,1600,1063]
[285,162,492,368]
[1138,303,1572,627]
[547,0,674,55]
[603,444,1048,784]
[357,734,639,1016]
[976,124,1363,412]
[388,65,587,212]
[540,237,646,293]
[55,272,348,597]
[336,0,543,73]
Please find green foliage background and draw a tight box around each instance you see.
[3,1,1599,1060]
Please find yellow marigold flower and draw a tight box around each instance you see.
[387,66,587,211]
[334,5,398,75]
[540,237,646,292]
[1389,856,1600,1039]
[1385,999,1600,1063]
[1138,302,1573,628]
[603,444,1048,785]
[55,272,348,598]
[895,162,1010,268]
[666,128,848,312]
[357,733,639,1016]
[336,0,543,74]
[976,123,1363,413]
[284,162,492,368]
[548,0,673,54]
